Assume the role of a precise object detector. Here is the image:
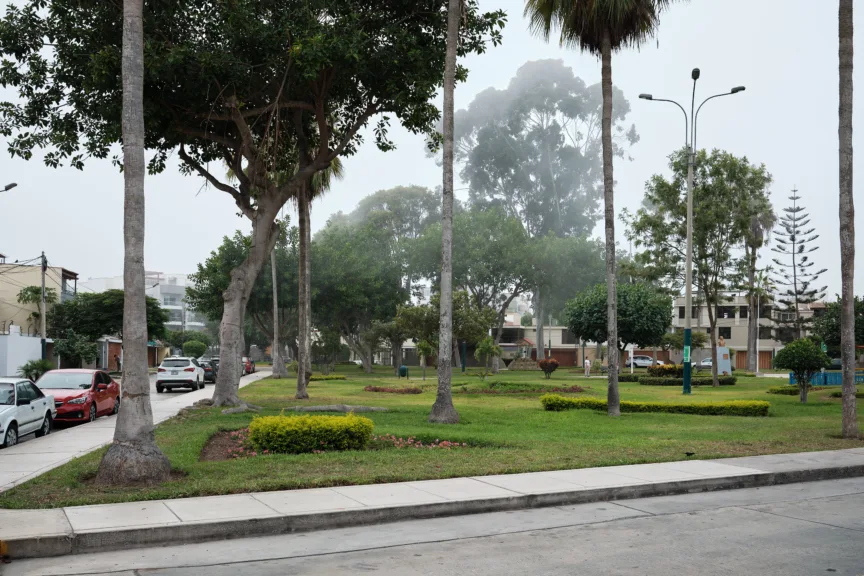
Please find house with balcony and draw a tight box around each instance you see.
[0,259,77,336]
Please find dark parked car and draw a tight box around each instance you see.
[200,361,217,383]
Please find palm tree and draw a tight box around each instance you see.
[838,0,857,439]
[525,0,673,416]
[296,159,343,400]
[428,0,462,424]
[744,199,776,372]
[96,0,170,484]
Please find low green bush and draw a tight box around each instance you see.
[767,385,830,395]
[639,376,737,386]
[617,373,640,382]
[310,374,346,381]
[539,394,769,417]
[828,389,864,398]
[249,414,374,454]
[287,360,299,373]
[646,364,683,378]
[363,385,422,394]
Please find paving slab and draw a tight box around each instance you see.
[541,468,644,488]
[331,483,447,507]
[600,462,707,482]
[164,494,281,523]
[0,508,71,539]
[252,487,366,515]
[473,472,583,494]
[64,501,180,532]
[648,459,762,477]
[408,477,519,501]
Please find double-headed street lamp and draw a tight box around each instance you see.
[639,68,745,395]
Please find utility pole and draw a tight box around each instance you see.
[40,251,47,360]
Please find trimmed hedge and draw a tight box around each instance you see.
[767,385,830,395]
[249,414,374,454]
[539,394,769,417]
[310,374,347,381]
[639,376,737,386]
[364,385,422,394]
[647,364,683,378]
[828,389,864,398]
[617,374,641,383]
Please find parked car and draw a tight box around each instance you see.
[625,355,664,368]
[200,361,217,383]
[242,357,256,375]
[156,357,205,393]
[1,377,56,448]
[35,370,121,424]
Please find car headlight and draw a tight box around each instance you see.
[67,397,88,405]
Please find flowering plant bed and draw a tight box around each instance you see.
[456,384,584,394]
[370,434,469,450]
[363,385,423,394]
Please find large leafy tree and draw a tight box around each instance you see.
[524,0,673,416]
[0,0,505,407]
[627,149,771,386]
[16,286,58,336]
[770,190,827,342]
[773,339,832,404]
[49,291,168,342]
[398,291,497,360]
[454,59,636,365]
[565,282,671,356]
[312,220,408,374]
[838,0,857,439]
[186,228,299,358]
[813,297,864,355]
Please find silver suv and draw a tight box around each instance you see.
[156,357,205,393]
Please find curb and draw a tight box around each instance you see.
[4,463,864,560]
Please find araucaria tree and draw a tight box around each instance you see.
[0,0,504,408]
[627,149,771,386]
[771,190,827,342]
[524,0,673,416]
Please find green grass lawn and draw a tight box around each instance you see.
[2,365,862,509]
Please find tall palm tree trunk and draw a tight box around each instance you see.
[746,247,758,372]
[600,31,620,417]
[839,0,858,439]
[429,0,461,424]
[97,0,170,484]
[296,185,312,399]
[270,248,289,379]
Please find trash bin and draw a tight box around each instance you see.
[398,365,408,378]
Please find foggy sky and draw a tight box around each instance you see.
[0,0,861,298]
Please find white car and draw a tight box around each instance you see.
[156,357,206,393]
[625,355,665,368]
[0,377,56,448]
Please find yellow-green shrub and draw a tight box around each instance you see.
[539,394,769,417]
[310,374,346,381]
[248,414,374,454]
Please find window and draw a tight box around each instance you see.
[759,326,773,340]
[738,306,748,318]
[163,295,181,306]
[168,310,183,323]
[717,306,736,320]
[161,359,191,368]
[561,329,576,345]
[679,307,699,319]
[718,327,732,340]
[760,305,773,319]
[27,382,44,398]
[16,382,34,403]
[97,373,111,386]
[678,307,686,319]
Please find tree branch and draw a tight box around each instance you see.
[178,144,256,220]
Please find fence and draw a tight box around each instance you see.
[788,371,864,386]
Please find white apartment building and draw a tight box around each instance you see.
[78,272,206,333]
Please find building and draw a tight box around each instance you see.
[79,272,206,333]
[669,293,824,370]
[0,259,78,336]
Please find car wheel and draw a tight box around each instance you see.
[89,403,97,422]
[2,424,18,448]
[112,397,120,415]
[35,414,52,438]
[156,385,164,394]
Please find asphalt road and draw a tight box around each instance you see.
[6,477,864,575]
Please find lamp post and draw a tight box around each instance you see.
[639,69,745,394]
[0,182,17,193]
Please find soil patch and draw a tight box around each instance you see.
[200,429,247,462]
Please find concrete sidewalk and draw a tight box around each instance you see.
[2,446,864,560]
[0,371,271,493]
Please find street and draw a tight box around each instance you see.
[5,477,864,576]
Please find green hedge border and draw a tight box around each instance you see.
[540,394,769,417]
[639,376,736,386]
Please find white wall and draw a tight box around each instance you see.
[0,327,43,377]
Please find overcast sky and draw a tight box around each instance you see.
[0,0,861,298]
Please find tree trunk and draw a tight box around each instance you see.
[600,31,620,417]
[535,289,545,362]
[97,0,170,485]
[270,249,289,379]
[706,291,720,387]
[392,341,403,375]
[799,378,809,404]
[452,339,461,372]
[296,186,312,399]
[492,319,504,374]
[839,0,858,438]
[746,246,758,372]
[429,0,461,424]
[652,347,657,366]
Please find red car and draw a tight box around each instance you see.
[34,370,121,424]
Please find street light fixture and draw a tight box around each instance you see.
[1,182,17,192]
[639,69,745,394]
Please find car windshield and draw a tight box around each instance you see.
[0,383,13,405]
[36,372,92,390]
[162,359,190,368]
